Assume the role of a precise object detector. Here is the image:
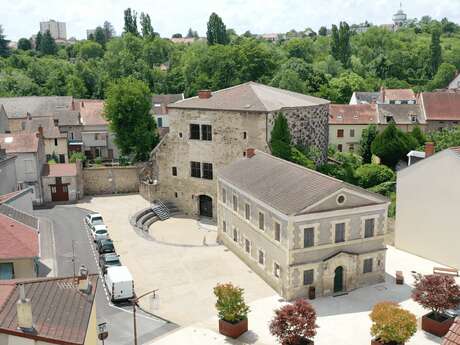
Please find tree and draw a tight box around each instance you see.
[35,31,43,51]
[39,30,57,55]
[370,302,417,344]
[186,28,198,38]
[426,127,460,151]
[269,299,318,345]
[0,26,11,57]
[410,126,426,146]
[69,151,86,163]
[206,13,229,45]
[140,12,154,38]
[412,274,460,320]
[123,8,139,36]
[103,21,115,40]
[426,62,456,91]
[77,41,104,60]
[94,26,106,47]
[270,113,292,160]
[330,22,351,67]
[17,38,32,51]
[213,283,249,323]
[318,26,327,36]
[355,164,395,189]
[104,77,159,161]
[359,125,379,163]
[331,24,340,61]
[429,28,442,77]
[371,123,417,168]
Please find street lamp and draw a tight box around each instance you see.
[130,289,159,345]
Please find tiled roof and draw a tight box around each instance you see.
[168,82,329,112]
[422,92,460,120]
[377,104,425,124]
[42,163,77,177]
[383,88,416,101]
[0,96,73,118]
[74,99,107,126]
[218,151,387,215]
[353,92,380,104]
[24,117,66,138]
[329,104,378,124]
[0,204,38,230]
[0,282,15,310]
[0,133,39,153]
[442,317,460,345]
[0,213,38,259]
[152,94,183,115]
[0,275,98,345]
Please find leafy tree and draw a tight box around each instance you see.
[66,74,87,97]
[318,152,361,184]
[426,126,460,152]
[322,72,368,104]
[284,38,314,63]
[270,113,292,160]
[355,163,395,189]
[69,151,86,163]
[77,41,104,59]
[104,77,159,161]
[140,12,154,38]
[103,21,115,40]
[412,273,460,320]
[410,126,426,146]
[318,26,327,36]
[426,62,456,91]
[17,38,32,51]
[35,31,43,51]
[429,28,442,76]
[0,25,11,57]
[359,124,379,163]
[94,26,106,47]
[206,13,229,45]
[39,30,57,55]
[213,283,249,323]
[269,299,318,345]
[331,24,340,61]
[123,8,139,36]
[330,22,351,67]
[371,123,417,168]
[186,28,198,38]
[290,147,315,169]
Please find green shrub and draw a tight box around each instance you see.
[118,155,130,166]
[355,164,395,189]
[290,147,315,169]
[70,152,86,163]
[213,283,249,323]
[94,156,103,165]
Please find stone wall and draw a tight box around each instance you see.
[83,166,139,195]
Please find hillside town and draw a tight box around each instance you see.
[1,2,460,345]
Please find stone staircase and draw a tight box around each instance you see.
[131,200,179,231]
[151,200,170,221]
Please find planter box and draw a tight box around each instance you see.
[371,338,403,345]
[218,318,248,338]
[421,312,454,337]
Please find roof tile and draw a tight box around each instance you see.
[0,213,38,259]
[330,104,378,124]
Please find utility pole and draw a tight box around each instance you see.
[130,289,159,345]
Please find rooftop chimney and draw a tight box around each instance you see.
[78,265,91,294]
[81,101,85,108]
[198,90,212,99]
[425,142,435,158]
[26,112,32,121]
[380,86,385,103]
[246,148,256,158]
[36,126,43,139]
[16,284,34,332]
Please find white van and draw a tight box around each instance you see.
[105,266,135,302]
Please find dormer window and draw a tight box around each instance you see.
[410,115,417,123]
[385,116,394,123]
[337,114,343,120]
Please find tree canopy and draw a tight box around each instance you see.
[206,13,229,45]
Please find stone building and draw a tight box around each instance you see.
[146,82,330,218]
[419,92,460,131]
[218,149,389,299]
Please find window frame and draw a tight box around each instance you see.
[350,129,355,137]
[202,162,213,180]
[303,227,315,248]
[189,124,200,140]
[258,211,265,231]
[363,258,373,273]
[233,228,238,243]
[273,262,281,278]
[222,188,227,203]
[258,249,265,267]
[172,166,177,176]
[364,218,375,238]
[334,222,346,243]
[245,203,251,220]
[244,238,251,254]
[232,195,238,212]
[274,221,281,242]
[222,220,227,233]
[201,124,212,141]
[337,129,344,138]
[190,161,201,178]
[303,269,314,286]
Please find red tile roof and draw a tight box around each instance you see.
[75,99,107,125]
[0,214,39,259]
[383,89,416,101]
[329,104,378,124]
[0,282,15,309]
[442,317,460,345]
[42,163,77,177]
[422,92,460,120]
[0,133,39,153]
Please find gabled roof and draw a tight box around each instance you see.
[218,150,388,216]
[0,133,39,153]
[74,99,107,126]
[352,92,380,104]
[24,117,66,139]
[0,275,98,345]
[0,96,73,119]
[329,104,378,124]
[152,94,184,115]
[0,213,38,259]
[383,88,415,101]
[421,92,460,120]
[0,204,38,230]
[377,104,425,124]
[443,317,460,345]
[168,82,329,112]
[42,163,77,177]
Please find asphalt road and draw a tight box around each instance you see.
[35,206,177,345]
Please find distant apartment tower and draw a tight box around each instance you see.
[40,20,66,41]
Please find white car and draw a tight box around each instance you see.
[90,224,109,242]
[85,213,104,227]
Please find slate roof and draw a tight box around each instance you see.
[0,204,38,230]
[0,96,73,118]
[168,82,329,112]
[421,92,460,121]
[0,275,98,345]
[353,92,380,104]
[218,150,388,216]
[442,317,460,345]
[42,163,77,177]
[24,117,66,139]
[0,133,39,153]
[377,104,425,124]
[329,104,378,124]
[74,99,107,126]
[152,94,184,115]
[0,213,39,259]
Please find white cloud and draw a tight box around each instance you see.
[2,0,460,40]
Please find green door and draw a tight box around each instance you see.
[334,266,344,293]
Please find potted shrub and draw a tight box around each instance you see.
[369,301,417,345]
[213,283,250,338]
[412,273,460,337]
[269,299,318,345]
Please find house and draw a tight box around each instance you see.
[419,92,460,131]
[0,145,17,195]
[218,149,390,299]
[146,82,330,218]
[0,274,98,345]
[349,88,416,105]
[25,118,68,163]
[395,146,460,269]
[329,104,378,153]
[0,204,39,279]
[151,94,184,132]
[74,99,119,161]
[41,162,83,202]
[0,133,45,204]
[448,72,460,90]
[377,104,425,132]
[349,92,380,105]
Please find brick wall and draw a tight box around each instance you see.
[83,166,139,195]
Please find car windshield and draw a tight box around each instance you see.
[96,230,107,235]
[92,219,104,225]
[105,255,120,264]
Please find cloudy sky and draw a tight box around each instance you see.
[2,0,460,41]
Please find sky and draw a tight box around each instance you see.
[2,0,460,41]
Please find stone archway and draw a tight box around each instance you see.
[198,195,213,218]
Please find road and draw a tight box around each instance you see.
[35,206,177,345]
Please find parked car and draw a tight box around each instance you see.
[105,266,134,302]
[85,213,104,227]
[90,224,109,242]
[99,253,121,274]
[97,239,115,254]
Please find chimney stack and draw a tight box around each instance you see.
[246,148,256,158]
[36,126,43,139]
[27,112,32,121]
[198,90,212,99]
[380,86,385,103]
[78,265,91,294]
[16,284,34,331]
[425,142,435,158]
[81,101,84,108]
